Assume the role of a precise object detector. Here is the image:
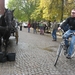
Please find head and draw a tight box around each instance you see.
[71,9,75,17]
[54,20,56,22]
[4,9,14,25]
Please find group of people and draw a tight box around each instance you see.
[27,21,38,33]
[27,20,66,41]
[27,21,45,35]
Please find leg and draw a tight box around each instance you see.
[13,32,14,36]
[52,30,54,39]
[42,29,44,35]
[67,35,75,57]
[44,27,45,33]
[5,40,8,55]
[63,29,72,47]
[15,31,18,44]
[28,28,30,33]
[52,29,56,40]
[33,28,35,33]
[35,29,37,33]
[3,30,10,55]
[34,28,36,34]
[53,29,57,41]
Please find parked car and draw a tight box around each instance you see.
[22,22,28,28]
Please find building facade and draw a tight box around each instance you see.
[0,0,5,16]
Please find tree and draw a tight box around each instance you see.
[7,0,38,22]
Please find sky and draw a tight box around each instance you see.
[5,0,9,8]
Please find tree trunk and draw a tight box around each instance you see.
[61,0,64,21]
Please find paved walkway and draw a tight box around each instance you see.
[0,27,75,75]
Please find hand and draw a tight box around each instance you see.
[58,27,61,30]
[73,32,75,35]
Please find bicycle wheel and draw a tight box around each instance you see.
[54,43,63,67]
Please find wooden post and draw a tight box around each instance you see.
[0,0,5,15]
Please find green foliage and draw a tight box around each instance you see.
[7,0,38,22]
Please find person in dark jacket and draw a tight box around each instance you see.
[28,22,31,33]
[58,9,75,59]
[33,21,37,34]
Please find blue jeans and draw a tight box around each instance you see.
[33,28,37,34]
[52,29,57,40]
[28,28,30,33]
[63,29,75,56]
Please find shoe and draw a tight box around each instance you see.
[52,39,56,41]
[64,51,67,55]
[66,55,71,59]
[71,52,75,58]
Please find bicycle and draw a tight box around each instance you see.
[54,32,75,67]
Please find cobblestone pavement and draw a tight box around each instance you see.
[0,27,75,75]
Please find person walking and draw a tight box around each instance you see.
[33,21,37,34]
[28,22,31,33]
[58,9,75,59]
[39,21,44,35]
[52,20,58,41]
[20,22,22,31]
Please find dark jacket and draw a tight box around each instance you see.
[33,22,37,29]
[60,17,75,30]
